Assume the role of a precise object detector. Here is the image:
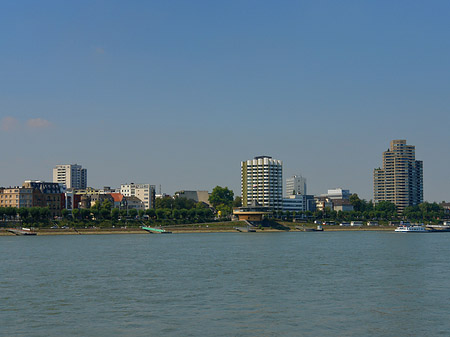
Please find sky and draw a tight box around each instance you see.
[1,0,449,202]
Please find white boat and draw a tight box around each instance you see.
[395,225,427,233]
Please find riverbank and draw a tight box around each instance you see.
[0,221,396,235]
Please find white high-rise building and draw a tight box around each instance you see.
[53,164,87,189]
[241,156,283,210]
[285,175,307,196]
[120,183,156,210]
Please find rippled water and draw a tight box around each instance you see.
[1,231,450,336]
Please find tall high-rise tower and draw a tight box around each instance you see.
[373,140,423,212]
[241,156,283,210]
[53,164,87,189]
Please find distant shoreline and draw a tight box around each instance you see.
[0,225,395,236]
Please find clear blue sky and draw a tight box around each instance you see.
[1,0,449,202]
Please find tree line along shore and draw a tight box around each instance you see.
[1,188,448,233]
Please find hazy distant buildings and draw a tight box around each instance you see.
[241,156,283,210]
[283,174,315,213]
[120,183,156,209]
[174,190,211,205]
[325,188,350,200]
[53,164,87,189]
[315,188,353,212]
[373,139,423,212]
[285,175,307,196]
[283,194,315,213]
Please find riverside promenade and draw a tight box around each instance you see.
[0,221,395,235]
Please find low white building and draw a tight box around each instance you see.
[283,194,315,212]
[120,183,156,209]
[124,196,145,210]
[325,188,351,200]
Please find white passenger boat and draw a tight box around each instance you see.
[394,225,427,233]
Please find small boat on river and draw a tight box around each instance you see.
[141,226,171,234]
[394,225,427,233]
[299,225,324,232]
[6,228,37,235]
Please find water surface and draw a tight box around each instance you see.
[1,231,450,336]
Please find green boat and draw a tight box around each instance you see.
[141,226,172,234]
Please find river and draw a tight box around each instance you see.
[1,231,450,336]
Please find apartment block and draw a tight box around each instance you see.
[53,164,87,189]
[373,139,423,212]
[0,187,33,208]
[120,183,156,209]
[23,180,65,217]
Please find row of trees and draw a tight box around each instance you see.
[0,207,51,222]
[0,205,216,225]
[272,194,448,223]
[73,198,215,222]
[4,189,445,226]
[348,194,448,221]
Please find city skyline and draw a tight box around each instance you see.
[1,1,449,202]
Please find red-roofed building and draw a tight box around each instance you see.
[110,193,125,208]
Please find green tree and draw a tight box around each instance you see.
[102,200,112,211]
[39,207,50,220]
[145,208,156,219]
[29,207,41,220]
[80,208,90,220]
[216,204,232,217]
[350,194,364,212]
[195,202,208,209]
[0,207,5,220]
[209,186,234,208]
[61,209,69,219]
[172,209,181,220]
[180,209,188,219]
[375,201,397,214]
[5,207,17,220]
[100,208,111,220]
[233,196,242,208]
[187,208,197,220]
[72,208,80,220]
[128,209,138,218]
[156,209,166,220]
[111,208,120,221]
[173,197,195,210]
[155,196,174,209]
[18,208,29,220]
